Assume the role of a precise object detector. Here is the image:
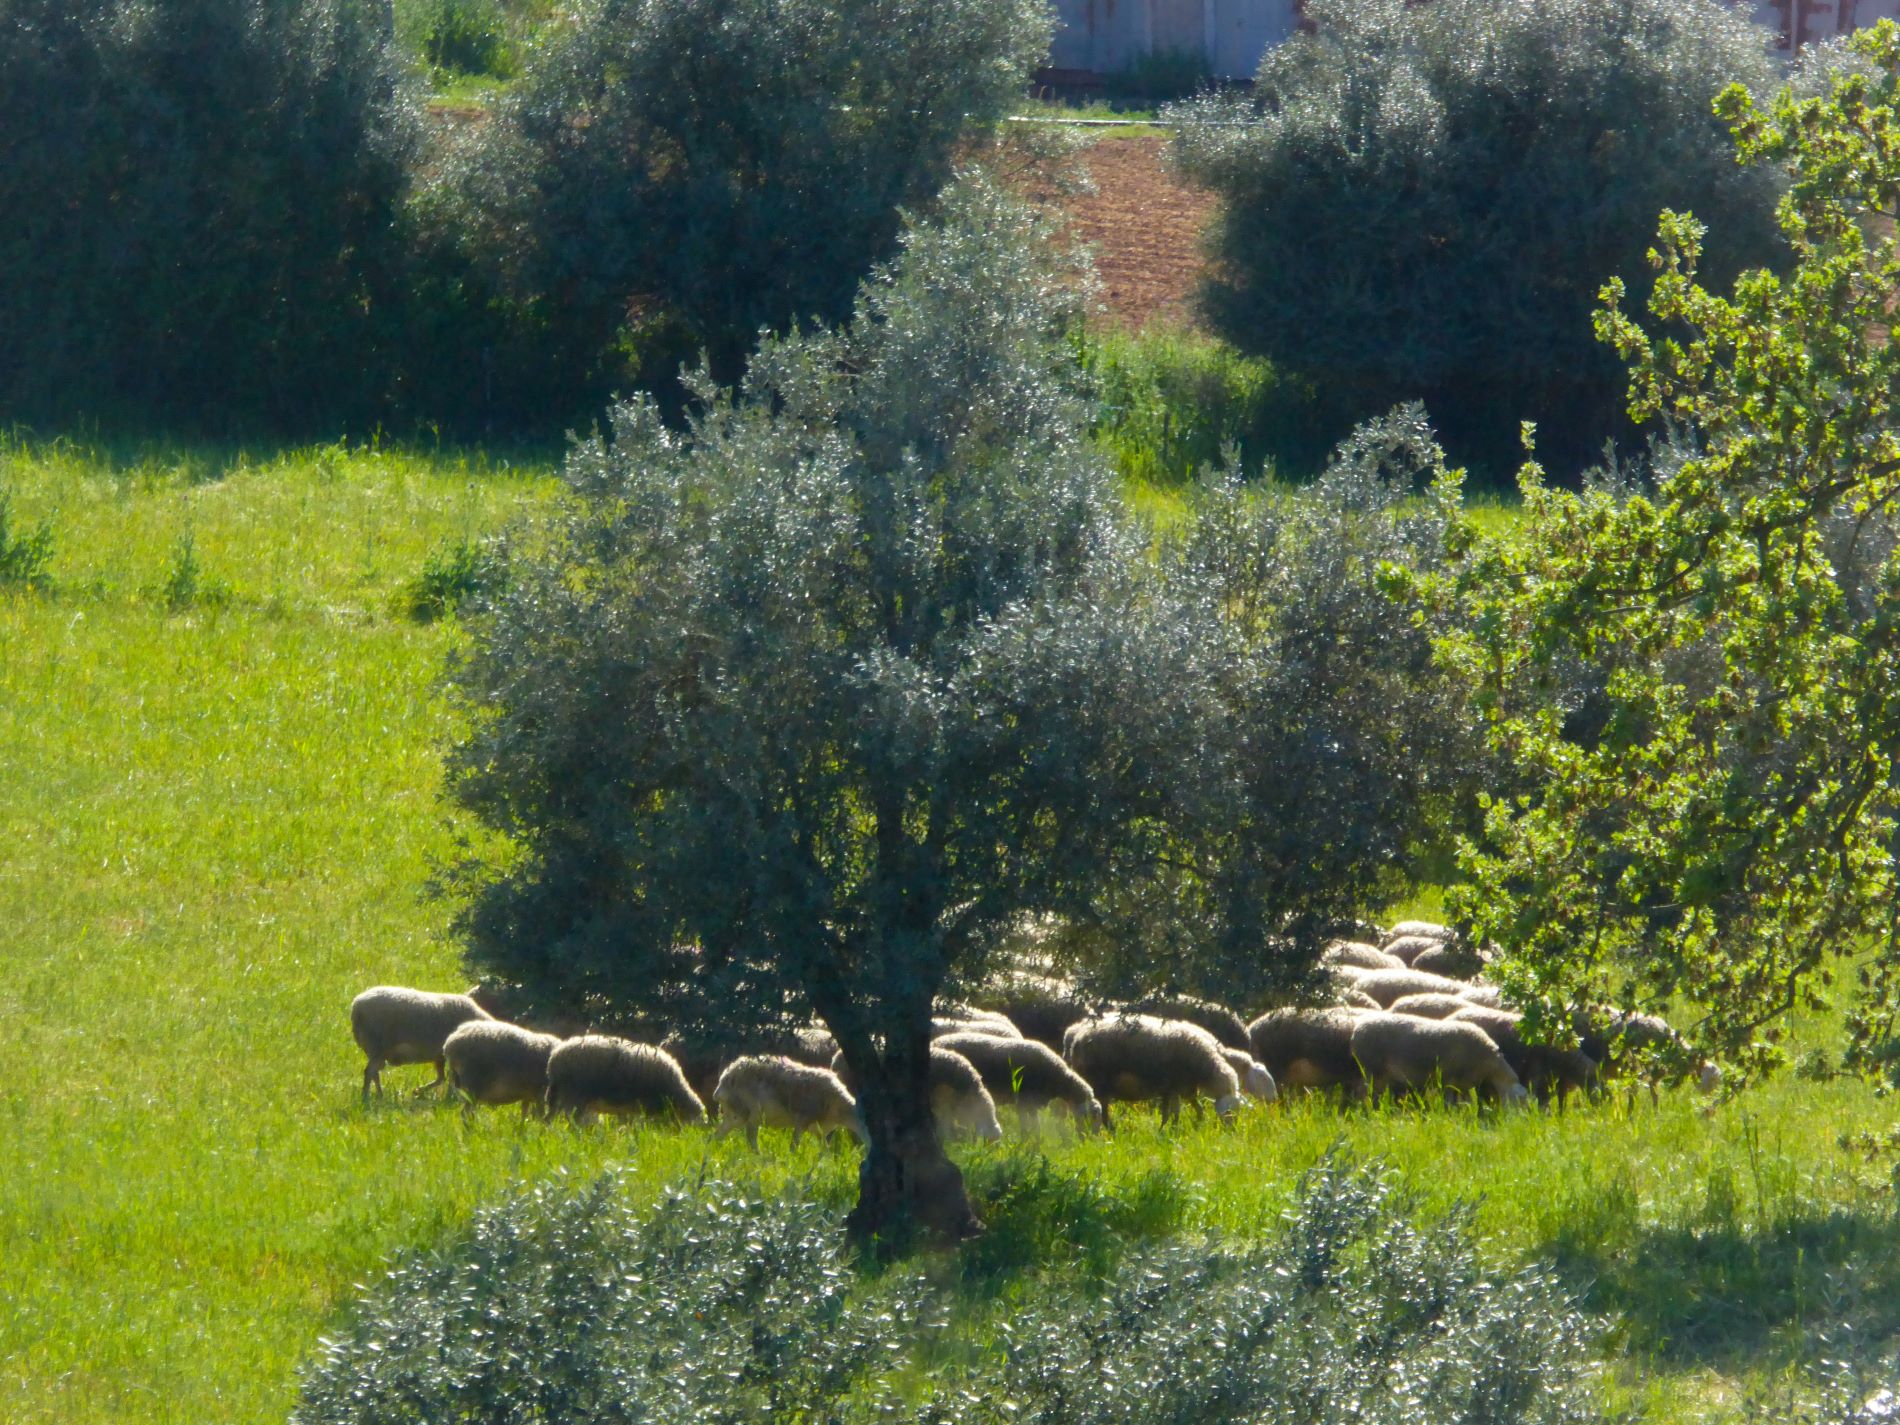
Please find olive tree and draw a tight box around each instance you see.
[1169,0,1786,478]
[430,0,1051,427]
[1423,26,1900,1079]
[443,180,1233,1241]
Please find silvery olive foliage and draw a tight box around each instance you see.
[1062,407,1485,1008]
[0,0,420,432]
[294,1159,1602,1425]
[431,0,1051,422]
[1169,0,1786,476]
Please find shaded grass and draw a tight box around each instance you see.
[0,440,1889,1424]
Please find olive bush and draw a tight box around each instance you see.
[428,0,1051,427]
[0,0,420,433]
[1170,0,1786,478]
[295,1158,1602,1425]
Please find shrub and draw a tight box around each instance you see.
[1170,0,1786,479]
[295,1157,1603,1425]
[1078,325,1327,482]
[0,489,55,589]
[0,0,422,435]
[405,0,516,76]
[430,0,1051,425]
[400,534,507,620]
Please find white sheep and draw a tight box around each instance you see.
[829,1045,1005,1141]
[1062,1013,1243,1128]
[932,1031,1103,1133]
[1221,1047,1279,1104]
[350,986,493,1102]
[1349,966,1487,1008]
[544,1036,707,1123]
[1247,1007,1377,1098]
[712,1055,865,1149]
[1348,1014,1528,1105]
[1321,939,1407,972]
[443,1019,562,1114]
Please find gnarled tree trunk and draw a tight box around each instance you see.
[840,1027,981,1250]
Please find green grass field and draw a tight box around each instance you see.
[0,440,1894,1423]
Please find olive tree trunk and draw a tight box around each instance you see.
[839,1027,980,1249]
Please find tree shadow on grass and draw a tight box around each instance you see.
[1550,1201,1900,1374]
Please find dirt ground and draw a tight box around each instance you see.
[1062,134,1215,330]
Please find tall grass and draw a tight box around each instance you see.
[0,442,1892,1423]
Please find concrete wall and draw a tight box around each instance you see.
[1047,0,1900,87]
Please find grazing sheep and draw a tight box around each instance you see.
[1349,1014,1528,1104]
[544,1036,707,1123]
[1062,1014,1243,1127]
[933,1031,1103,1133]
[1351,967,1483,1008]
[935,1004,1025,1039]
[1119,994,1251,1052]
[1448,1006,1599,1107]
[443,1019,561,1114]
[1322,940,1407,973]
[1221,1047,1279,1103]
[1385,920,1454,944]
[978,980,1090,1050]
[1410,942,1487,978]
[350,986,493,1102]
[1379,935,1443,967]
[785,1024,840,1067]
[829,1046,1005,1141]
[1247,1007,1376,1097]
[712,1055,865,1149]
[1337,986,1384,1010]
[1576,1009,1721,1093]
[1387,991,1481,1020]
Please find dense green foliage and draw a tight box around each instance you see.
[0,0,421,432]
[295,1158,1601,1425]
[1170,0,1787,478]
[1426,26,1900,1081]
[425,0,1050,426]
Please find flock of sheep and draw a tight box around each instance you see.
[349,920,1714,1146]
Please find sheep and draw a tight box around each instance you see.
[935,1004,1026,1039]
[443,1019,562,1114]
[1247,1007,1377,1097]
[829,1046,1005,1141]
[1387,991,1482,1020]
[1349,1014,1528,1104]
[1337,986,1384,1011]
[977,979,1090,1049]
[712,1055,865,1149]
[1062,1014,1243,1127]
[1118,994,1251,1052]
[1448,1006,1599,1107]
[1379,934,1443,967]
[933,1031,1103,1133]
[1575,1009,1721,1095]
[1385,920,1454,944]
[785,1024,841,1067]
[544,1036,707,1123]
[1321,940,1407,973]
[350,986,493,1102]
[1221,1047,1279,1103]
[1410,941,1487,978]
[1350,967,1486,1008]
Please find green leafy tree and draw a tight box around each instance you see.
[1169,0,1786,478]
[0,0,420,432]
[443,181,1234,1241]
[1427,25,1900,1080]
[426,0,1050,429]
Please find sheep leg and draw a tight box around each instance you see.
[361,1057,381,1102]
[746,1122,760,1151]
[1160,1095,1179,1126]
[791,1125,805,1150]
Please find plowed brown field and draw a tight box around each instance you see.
[1063,134,1214,330]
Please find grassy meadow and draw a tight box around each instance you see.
[0,440,1895,1423]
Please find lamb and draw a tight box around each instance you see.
[1321,940,1407,973]
[933,1031,1103,1132]
[712,1055,865,1149]
[350,986,493,1102]
[1118,994,1251,1052]
[829,1046,1005,1141]
[1247,1007,1377,1097]
[1062,1014,1243,1127]
[544,1036,707,1123]
[1348,1014,1528,1104]
[1350,967,1485,1008]
[443,1019,562,1114]
[1221,1047,1279,1103]
[1387,991,1482,1020]
[1448,1006,1599,1107]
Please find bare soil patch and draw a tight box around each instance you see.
[1063,135,1215,330]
